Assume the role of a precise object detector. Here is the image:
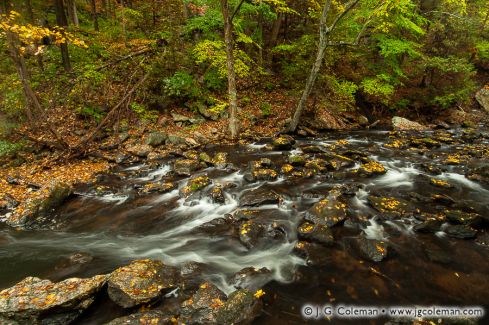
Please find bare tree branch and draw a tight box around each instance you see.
[328,0,361,33]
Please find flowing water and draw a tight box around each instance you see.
[1,129,489,324]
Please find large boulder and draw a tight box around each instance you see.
[108,259,179,308]
[0,275,107,324]
[475,86,489,113]
[392,116,429,131]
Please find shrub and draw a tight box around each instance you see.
[163,71,200,100]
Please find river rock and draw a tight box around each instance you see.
[475,87,489,113]
[288,154,306,166]
[297,221,334,245]
[127,144,152,157]
[212,152,228,168]
[466,165,489,185]
[208,186,225,204]
[105,310,175,325]
[367,195,410,219]
[239,187,280,207]
[272,135,295,150]
[141,182,175,194]
[446,210,482,227]
[108,259,179,308]
[445,225,477,239]
[215,289,263,324]
[174,159,200,176]
[238,219,286,249]
[180,175,211,197]
[0,275,107,324]
[229,267,271,291]
[355,236,388,262]
[413,219,443,233]
[356,160,387,177]
[392,116,429,131]
[180,282,226,324]
[304,190,347,227]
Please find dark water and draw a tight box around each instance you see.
[1,129,489,324]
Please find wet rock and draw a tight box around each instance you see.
[180,282,226,324]
[215,289,263,325]
[413,219,443,233]
[429,178,453,189]
[0,275,107,324]
[292,241,329,265]
[229,267,271,291]
[272,135,295,150]
[127,144,152,157]
[446,210,482,227]
[174,159,200,176]
[106,310,175,325]
[108,259,179,308]
[147,151,164,161]
[445,225,477,239]
[301,145,324,153]
[288,155,306,166]
[141,182,175,194]
[466,165,489,185]
[475,233,489,248]
[304,190,347,227]
[208,186,225,204]
[355,160,387,177]
[212,152,228,167]
[180,176,211,197]
[410,137,441,148]
[355,236,388,262]
[238,219,286,249]
[367,196,409,219]
[146,132,168,147]
[297,221,334,245]
[250,168,278,182]
[420,164,442,175]
[239,187,280,207]
[304,158,329,173]
[249,158,272,169]
[392,116,429,131]
[280,164,294,175]
[430,194,455,205]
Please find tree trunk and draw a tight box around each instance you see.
[25,0,34,21]
[54,0,72,72]
[66,0,79,26]
[220,0,239,139]
[288,3,331,132]
[1,4,40,122]
[91,0,99,31]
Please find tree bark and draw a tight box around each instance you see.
[220,0,239,139]
[25,0,34,22]
[288,0,360,132]
[91,0,99,31]
[66,0,79,26]
[54,0,72,72]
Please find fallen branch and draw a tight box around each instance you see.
[72,71,150,151]
[96,47,153,71]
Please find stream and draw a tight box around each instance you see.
[1,129,489,324]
